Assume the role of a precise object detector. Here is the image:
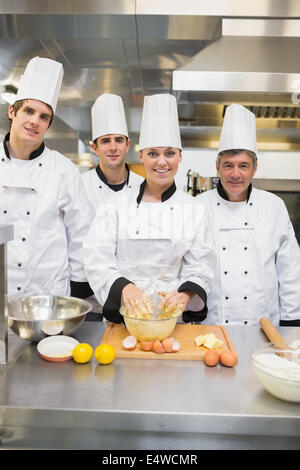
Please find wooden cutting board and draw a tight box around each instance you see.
[101,323,238,360]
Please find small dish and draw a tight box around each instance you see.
[37,335,79,362]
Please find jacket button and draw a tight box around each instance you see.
[244,296,247,300]
[1,158,4,161]
[39,163,42,167]
[244,271,248,274]
[22,237,26,242]
[217,202,220,206]
[224,271,228,275]
[170,206,174,210]
[136,230,139,235]
[128,185,132,188]
[222,247,226,250]
[225,296,229,300]
[26,211,30,215]
[244,320,248,324]
[225,320,229,323]
[3,210,7,214]
[250,203,253,206]
[99,186,102,189]
[244,246,247,250]
[244,222,248,226]
[18,263,22,267]
[17,287,21,291]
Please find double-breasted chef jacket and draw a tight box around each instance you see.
[83,180,215,323]
[81,163,144,222]
[198,181,300,327]
[0,133,88,298]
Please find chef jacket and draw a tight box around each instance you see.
[83,180,215,323]
[81,163,144,223]
[197,182,300,326]
[0,133,88,297]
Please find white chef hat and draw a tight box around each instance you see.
[14,56,63,113]
[218,104,257,155]
[139,94,182,150]
[91,93,128,142]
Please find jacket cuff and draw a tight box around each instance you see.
[103,277,133,324]
[70,281,94,299]
[178,281,208,323]
[280,319,300,327]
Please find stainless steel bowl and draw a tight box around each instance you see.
[8,295,92,342]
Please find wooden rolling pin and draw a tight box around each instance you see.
[259,317,289,349]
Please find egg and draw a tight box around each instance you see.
[122,335,137,350]
[152,339,165,354]
[204,349,219,367]
[220,350,237,367]
[140,341,153,351]
[162,338,174,353]
[171,340,180,352]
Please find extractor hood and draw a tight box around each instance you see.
[173,36,300,99]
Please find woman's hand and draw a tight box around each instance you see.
[159,290,195,315]
[121,283,152,316]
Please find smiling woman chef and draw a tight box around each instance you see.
[83,94,215,323]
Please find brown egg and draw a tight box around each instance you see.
[162,338,174,353]
[152,339,165,354]
[140,341,153,351]
[220,350,237,367]
[204,349,219,367]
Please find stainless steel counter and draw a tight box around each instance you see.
[0,323,299,450]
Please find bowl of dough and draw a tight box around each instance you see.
[120,296,183,342]
[250,343,300,403]
[8,295,92,342]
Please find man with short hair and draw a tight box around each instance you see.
[198,104,300,326]
[81,93,143,220]
[0,56,89,299]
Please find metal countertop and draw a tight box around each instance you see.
[0,323,299,450]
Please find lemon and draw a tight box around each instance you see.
[72,343,93,364]
[94,344,116,365]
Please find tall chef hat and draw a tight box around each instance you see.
[14,56,63,113]
[218,104,257,155]
[139,94,182,150]
[92,93,128,142]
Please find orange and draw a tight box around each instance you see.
[94,344,116,365]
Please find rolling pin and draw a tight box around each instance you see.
[259,317,289,349]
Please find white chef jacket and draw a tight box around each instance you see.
[0,135,87,297]
[197,183,300,326]
[81,163,144,223]
[83,181,215,323]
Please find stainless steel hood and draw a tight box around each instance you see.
[173,35,300,94]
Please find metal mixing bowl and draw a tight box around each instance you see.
[8,295,92,342]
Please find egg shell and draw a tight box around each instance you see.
[152,339,165,354]
[220,350,237,367]
[204,349,219,367]
[122,335,137,350]
[140,341,154,351]
[172,340,180,352]
[162,338,174,353]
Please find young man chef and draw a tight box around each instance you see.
[81,93,143,220]
[198,103,300,327]
[0,56,89,299]
[83,94,215,323]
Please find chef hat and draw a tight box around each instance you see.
[92,93,128,142]
[218,104,257,155]
[14,56,63,113]
[139,94,182,150]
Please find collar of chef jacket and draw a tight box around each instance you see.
[3,132,45,160]
[95,162,130,187]
[136,179,177,205]
[217,179,253,203]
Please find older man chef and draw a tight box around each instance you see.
[198,104,300,327]
[81,93,143,219]
[83,94,215,323]
[0,56,88,298]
